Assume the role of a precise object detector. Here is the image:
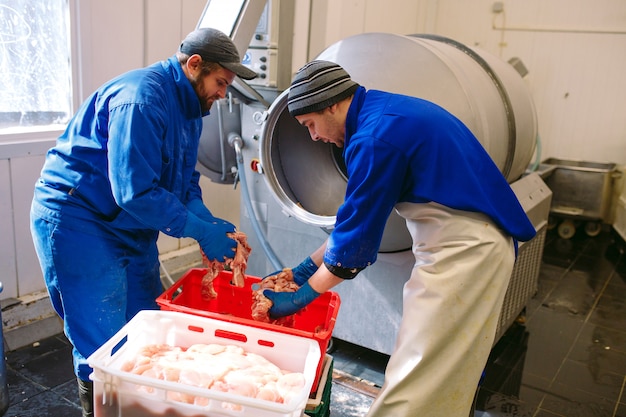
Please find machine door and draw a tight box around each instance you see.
[258,88,413,253]
[258,33,539,253]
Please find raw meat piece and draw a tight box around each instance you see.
[200,231,252,299]
[251,269,300,325]
[121,343,305,407]
[277,372,307,403]
[229,231,252,286]
[200,261,222,299]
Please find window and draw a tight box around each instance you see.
[0,0,71,133]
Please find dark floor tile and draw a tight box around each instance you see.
[615,401,626,417]
[582,231,615,257]
[478,325,548,415]
[541,382,617,417]
[517,372,551,411]
[568,323,626,374]
[532,263,567,299]
[6,368,45,404]
[523,308,585,380]
[535,262,568,285]
[474,391,536,417]
[330,382,373,417]
[482,324,529,391]
[605,271,626,300]
[606,232,625,262]
[537,260,568,282]
[542,245,578,268]
[541,268,601,316]
[553,359,623,401]
[525,263,565,318]
[2,389,81,417]
[542,231,589,267]
[573,252,616,279]
[616,255,626,274]
[533,409,565,417]
[5,335,70,369]
[588,294,626,332]
[15,346,75,389]
[51,379,80,407]
[490,322,528,354]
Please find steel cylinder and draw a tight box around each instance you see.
[259,33,538,252]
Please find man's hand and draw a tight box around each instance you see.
[182,211,236,262]
[263,282,320,318]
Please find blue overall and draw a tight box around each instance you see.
[30,56,207,381]
[324,87,537,416]
[324,86,536,278]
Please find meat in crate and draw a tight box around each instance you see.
[157,269,340,393]
[87,310,321,417]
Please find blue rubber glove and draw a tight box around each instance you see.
[291,256,319,285]
[263,282,321,318]
[186,199,217,222]
[263,256,318,286]
[182,211,236,262]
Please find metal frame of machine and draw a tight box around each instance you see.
[194,0,552,355]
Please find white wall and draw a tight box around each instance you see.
[431,0,626,167]
[303,0,626,167]
[0,0,238,299]
[2,0,625,300]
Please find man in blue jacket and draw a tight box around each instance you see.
[263,60,537,417]
[30,28,256,417]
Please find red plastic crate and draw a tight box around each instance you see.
[156,268,340,392]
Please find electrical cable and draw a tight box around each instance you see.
[229,133,284,270]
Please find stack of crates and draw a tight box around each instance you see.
[305,354,333,417]
[156,268,341,395]
[87,310,321,417]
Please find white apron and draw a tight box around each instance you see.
[366,202,515,417]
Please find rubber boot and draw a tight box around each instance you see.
[77,377,93,417]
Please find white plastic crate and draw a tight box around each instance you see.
[87,310,321,417]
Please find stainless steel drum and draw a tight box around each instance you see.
[259,32,538,252]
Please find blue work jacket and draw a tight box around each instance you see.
[324,87,537,278]
[32,56,205,242]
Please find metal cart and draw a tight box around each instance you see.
[536,158,620,239]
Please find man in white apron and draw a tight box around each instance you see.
[262,60,536,416]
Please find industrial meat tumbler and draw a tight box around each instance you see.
[197,32,552,356]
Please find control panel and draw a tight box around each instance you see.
[244,0,294,90]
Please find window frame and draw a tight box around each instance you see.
[0,0,80,151]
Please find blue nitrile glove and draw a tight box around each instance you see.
[186,199,217,222]
[182,211,237,262]
[263,256,318,286]
[291,256,319,285]
[263,282,321,318]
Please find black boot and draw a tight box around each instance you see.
[77,377,93,417]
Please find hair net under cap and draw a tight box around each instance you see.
[288,60,359,117]
[179,28,257,80]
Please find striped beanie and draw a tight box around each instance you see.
[287,60,359,117]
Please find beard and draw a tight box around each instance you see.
[190,74,217,113]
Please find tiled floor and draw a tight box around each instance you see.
[329,227,626,417]
[1,227,625,417]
